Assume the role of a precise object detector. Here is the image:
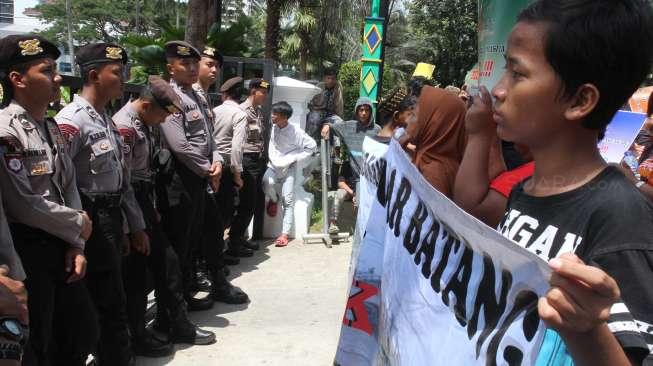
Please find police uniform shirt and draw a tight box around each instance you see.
[55,94,146,233]
[192,83,214,109]
[159,79,223,178]
[0,101,86,249]
[240,99,265,154]
[0,190,25,281]
[212,100,247,172]
[114,102,153,182]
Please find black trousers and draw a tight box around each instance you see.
[122,184,186,338]
[81,196,132,366]
[217,168,236,230]
[229,153,265,239]
[168,162,225,291]
[10,225,98,366]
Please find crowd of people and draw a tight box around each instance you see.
[1,0,653,365]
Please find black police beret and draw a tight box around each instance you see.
[201,46,224,66]
[165,41,200,60]
[76,43,128,67]
[248,78,270,91]
[220,76,243,93]
[147,75,182,114]
[0,35,61,70]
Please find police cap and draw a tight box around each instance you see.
[165,41,201,60]
[0,35,61,70]
[201,46,224,66]
[147,75,182,114]
[220,76,243,93]
[76,42,128,67]
[248,78,270,92]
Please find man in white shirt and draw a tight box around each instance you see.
[263,102,316,247]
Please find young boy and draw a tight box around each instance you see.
[321,97,380,234]
[263,102,316,247]
[471,0,653,364]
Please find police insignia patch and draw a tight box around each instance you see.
[106,47,123,60]
[7,158,22,173]
[177,46,191,56]
[18,39,43,56]
[100,142,110,150]
[203,47,215,56]
[123,144,131,154]
[192,111,200,119]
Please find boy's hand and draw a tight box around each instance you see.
[539,253,620,335]
[465,86,496,137]
[321,124,330,139]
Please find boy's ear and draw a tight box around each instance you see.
[564,84,600,122]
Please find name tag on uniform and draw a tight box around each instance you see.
[89,131,108,141]
[30,161,50,175]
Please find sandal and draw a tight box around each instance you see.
[275,234,289,247]
[267,200,278,217]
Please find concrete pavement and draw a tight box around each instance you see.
[136,238,352,366]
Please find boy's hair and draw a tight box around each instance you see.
[0,60,36,107]
[271,101,293,119]
[518,0,653,131]
[407,76,434,98]
[324,68,337,77]
[80,62,113,85]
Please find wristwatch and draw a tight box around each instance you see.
[0,318,25,345]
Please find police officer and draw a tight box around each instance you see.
[229,78,270,251]
[193,46,223,107]
[159,41,248,305]
[56,43,145,366]
[115,76,216,350]
[0,35,98,366]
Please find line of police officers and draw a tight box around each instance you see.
[0,34,268,365]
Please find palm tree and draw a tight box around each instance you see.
[265,0,288,60]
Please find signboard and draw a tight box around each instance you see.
[598,111,647,164]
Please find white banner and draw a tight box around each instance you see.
[336,138,552,366]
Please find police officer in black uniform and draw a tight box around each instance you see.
[116,76,216,352]
[0,34,99,366]
[56,43,145,366]
[159,41,249,307]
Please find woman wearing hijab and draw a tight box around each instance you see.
[405,86,467,198]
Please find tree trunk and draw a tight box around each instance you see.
[186,0,208,49]
[265,0,283,60]
[208,0,221,30]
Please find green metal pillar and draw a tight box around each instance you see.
[359,0,385,106]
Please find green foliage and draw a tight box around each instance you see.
[35,0,187,47]
[206,16,261,57]
[338,60,397,120]
[406,0,478,87]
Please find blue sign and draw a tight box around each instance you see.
[598,111,647,163]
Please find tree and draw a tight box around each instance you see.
[35,0,187,47]
[265,0,290,60]
[406,0,478,87]
[186,0,221,48]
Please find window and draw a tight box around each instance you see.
[0,0,13,24]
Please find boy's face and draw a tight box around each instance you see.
[198,56,219,85]
[324,75,336,89]
[357,105,372,124]
[167,58,199,86]
[95,62,125,100]
[492,21,569,147]
[271,112,287,125]
[14,58,62,104]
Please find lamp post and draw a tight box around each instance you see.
[359,0,388,106]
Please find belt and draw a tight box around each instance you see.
[81,192,123,208]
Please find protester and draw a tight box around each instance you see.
[306,69,344,141]
[159,41,248,307]
[376,87,417,144]
[115,76,216,354]
[404,86,467,198]
[480,0,653,363]
[212,76,255,257]
[229,78,271,252]
[0,35,98,366]
[454,93,534,227]
[321,97,380,234]
[263,102,316,247]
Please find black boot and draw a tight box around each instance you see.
[210,272,249,304]
[225,241,254,258]
[224,255,240,265]
[152,309,170,334]
[190,259,213,292]
[231,237,260,251]
[132,330,174,358]
[170,310,216,345]
[185,292,214,311]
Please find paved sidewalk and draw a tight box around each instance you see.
[136,238,352,366]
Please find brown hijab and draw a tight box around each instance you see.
[407,86,467,198]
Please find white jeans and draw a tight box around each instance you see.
[263,165,296,235]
